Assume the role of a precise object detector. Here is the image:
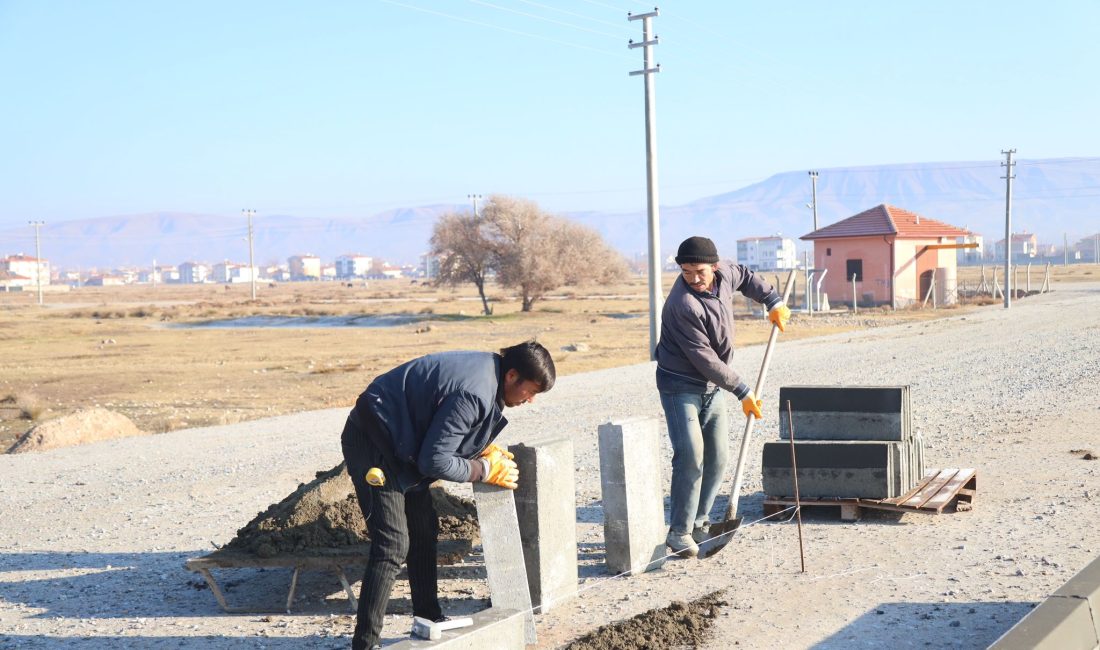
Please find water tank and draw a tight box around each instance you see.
[936,266,957,306]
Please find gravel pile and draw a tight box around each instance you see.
[1,282,1097,649]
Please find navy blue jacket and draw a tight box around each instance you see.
[355,351,507,491]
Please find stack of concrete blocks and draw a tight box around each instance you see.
[508,438,579,614]
[762,386,925,499]
[598,418,667,575]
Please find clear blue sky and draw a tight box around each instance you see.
[2,1,1098,230]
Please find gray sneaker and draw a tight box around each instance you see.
[691,524,711,544]
[666,532,699,558]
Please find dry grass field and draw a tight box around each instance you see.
[1,264,1094,452]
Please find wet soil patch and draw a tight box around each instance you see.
[564,590,727,650]
[224,462,479,558]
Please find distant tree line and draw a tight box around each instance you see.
[430,195,627,314]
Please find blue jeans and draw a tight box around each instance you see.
[659,387,730,536]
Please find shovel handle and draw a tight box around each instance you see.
[724,270,797,520]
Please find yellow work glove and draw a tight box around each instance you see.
[482,448,519,490]
[768,302,791,332]
[479,443,514,461]
[741,392,763,419]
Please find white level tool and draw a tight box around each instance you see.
[411,616,474,640]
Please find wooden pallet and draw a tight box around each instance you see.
[184,539,471,614]
[864,468,977,514]
[763,497,865,521]
[763,468,976,521]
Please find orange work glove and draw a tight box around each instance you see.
[768,302,791,332]
[482,448,519,489]
[479,443,514,461]
[741,392,763,419]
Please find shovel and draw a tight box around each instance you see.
[699,270,796,559]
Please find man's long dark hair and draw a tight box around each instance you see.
[500,340,556,392]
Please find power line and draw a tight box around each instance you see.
[576,0,638,12]
[466,0,626,39]
[512,0,635,34]
[379,0,633,61]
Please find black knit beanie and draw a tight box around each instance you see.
[675,236,719,264]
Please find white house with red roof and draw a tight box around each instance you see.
[1,254,49,287]
[801,204,972,308]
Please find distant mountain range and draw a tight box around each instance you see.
[3,158,1097,269]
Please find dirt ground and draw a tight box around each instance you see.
[3,266,1059,453]
[563,591,727,650]
[224,463,479,558]
[1,277,1098,648]
[1,265,1097,649]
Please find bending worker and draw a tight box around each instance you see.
[340,340,556,650]
[655,236,791,558]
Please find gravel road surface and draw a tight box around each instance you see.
[2,281,1098,649]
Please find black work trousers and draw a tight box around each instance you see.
[341,411,441,650]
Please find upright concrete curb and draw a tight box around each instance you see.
[510,438,579,614]
[597,417,666,575]
[472,484,537,645]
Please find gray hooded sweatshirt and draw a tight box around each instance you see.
[654,260,780,399]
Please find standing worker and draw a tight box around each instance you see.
[655,236,791,557]
[340,340,556,650]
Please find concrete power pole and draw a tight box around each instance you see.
[1064,233,1069,267]
[1001,149,1015,309]
[808,171,820,232]
[28,220,45,305]
[243,209,257,300]
[468,194,482,218]
[628,8,662,360]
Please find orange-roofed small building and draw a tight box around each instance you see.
[801,204,972,309]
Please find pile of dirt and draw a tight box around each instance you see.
[564,590,727,650]
[6,407,146,454]
[224,462,479,558]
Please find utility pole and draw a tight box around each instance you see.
[152,258,157,290]
[468,194,482,218]
[1064,233,1069,267]
[629,7,662,360]
[243,209,257,300]
[28,220,45,305]
[1001,149,1015,309]
[808,171,820,232]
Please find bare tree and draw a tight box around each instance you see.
[430,211,495,315]
[483,195,628,311]
[554,219,628,286]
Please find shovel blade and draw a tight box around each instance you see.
[697,516,742,559]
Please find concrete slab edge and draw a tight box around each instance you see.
[390,607,525,649]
